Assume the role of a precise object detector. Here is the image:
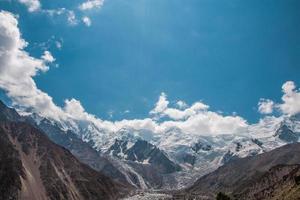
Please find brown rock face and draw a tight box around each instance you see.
[237,164,300,200]
[0,121,130,200]
[184,143,300,200]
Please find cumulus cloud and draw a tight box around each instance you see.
[159,111,248,135]
[279,81,300,116]
[258,81,300,116]
[18,0,41,12]
[150,92,169,114]
[258,99,274,114]
[0,11,64,120]
[147,93,247,134]
[150,93,209,120]
[64,99,92,121]
[82,16,92,26]
[79,0,104,11]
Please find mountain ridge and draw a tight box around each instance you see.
[0,101,131,200]
[183,142,300,199]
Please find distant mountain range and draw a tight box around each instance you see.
[25,102,300,190]
[1,100,300,199]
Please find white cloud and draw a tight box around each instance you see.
[150,92,169,114]
[18,0,41,12]
[41,50,55,63]
[279,81,300,116]
[60,94,247,136]
[0,11,65,120]
[176,100,188,109]
[258,98,274,114]
[258,81,300,116]
[16,0,100,27]
[67,11,78,26]
[147,93,247,134]
[159,111,248,135]
[64,99,90,120]
[44,8,67,16]
[79,0,104,11]
[150,93,209,120]
[42,8,78,26]
[55,41,62,49]
[82,16,92,26]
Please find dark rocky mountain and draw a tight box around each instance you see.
[275,124,299,143]
[251,138,263,147]
[108,139,181,174]
[221,150,239,164]
[182,153,196,166]
[0,101,131,200]
[106,139,182,189]
[0,100,20,121]
[108,139,129,158]
[191,141,212,153]
[183,142,300,199]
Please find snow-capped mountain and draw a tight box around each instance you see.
[27,111,300,189]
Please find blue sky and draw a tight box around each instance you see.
[0,0,299,123]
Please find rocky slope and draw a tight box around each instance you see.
[238,164,300,200]
[0,102,130,200]
[184,142,300,199]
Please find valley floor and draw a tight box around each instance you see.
[122,192,172,200]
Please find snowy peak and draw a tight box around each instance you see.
[108,139,181,174]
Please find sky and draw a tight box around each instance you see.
[0,0,300,128]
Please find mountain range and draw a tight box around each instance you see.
[26,104,300,190]
[1,100,300,199]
